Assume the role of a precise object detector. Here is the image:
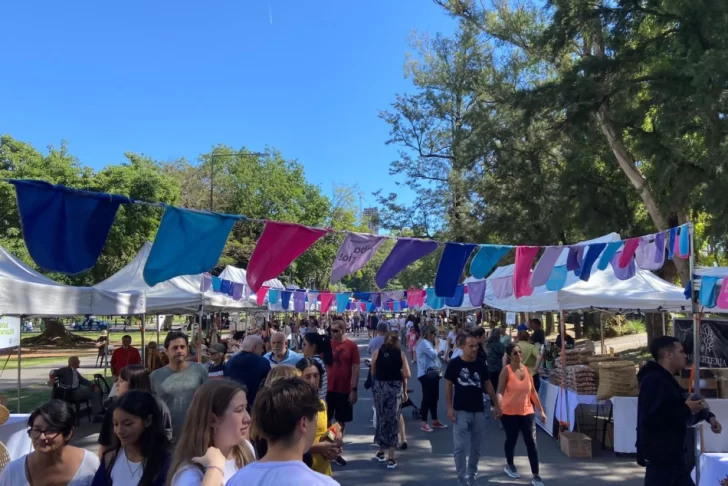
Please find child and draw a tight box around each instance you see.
[407,327,418,363]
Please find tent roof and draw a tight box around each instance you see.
[0,246,144,317]
[95,243,252,314]
[218,266,284,290]
[482,233,690,312]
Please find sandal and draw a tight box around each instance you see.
[374,451,386,462]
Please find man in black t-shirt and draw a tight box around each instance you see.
[529,318,545,346]
[206,343,227,379]
[445,335,499,485]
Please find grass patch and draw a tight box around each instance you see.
[619,345,652,365]
[0,356,81,369]
[0,374,111,413]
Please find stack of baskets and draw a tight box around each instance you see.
[597,360,638,399]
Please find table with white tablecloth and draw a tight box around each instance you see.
[612,397,728,454]
[537,380,600,437]
[0,414,32,460]
[693,453,728,485]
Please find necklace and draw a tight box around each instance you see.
[124,449,143,477]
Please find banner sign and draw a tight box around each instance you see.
[0,316,20,350]
[674,318,728,368]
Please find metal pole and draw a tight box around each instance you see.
[197,296,205,364]
[689,222,701,484]
[16,343,21,413]
[156,314,160,348]
[141,313,146,364]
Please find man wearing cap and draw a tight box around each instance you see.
[207,343,227,379]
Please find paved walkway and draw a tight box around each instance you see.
[68,335,645,484]
[327,336,644,485]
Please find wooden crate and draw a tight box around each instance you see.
[560,431,592,458]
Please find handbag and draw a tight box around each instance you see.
[364,369,373,390]
[426,367,441,380]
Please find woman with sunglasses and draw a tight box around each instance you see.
[496,344,546,486]
[0,399,100,485]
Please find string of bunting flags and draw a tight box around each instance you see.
[5,179,694,308]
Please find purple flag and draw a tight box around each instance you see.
[530,247,562,288]
[200,273,212,292]
[331,233,385,283]
[375,238,439,288]
[466,280,486,306]
[611,252,636,280]
[293,291,306,312]
[232,283,244,301]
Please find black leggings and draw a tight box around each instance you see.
[501,414,539,475]
[418,375,440,422]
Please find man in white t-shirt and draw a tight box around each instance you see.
[228,378,339,486]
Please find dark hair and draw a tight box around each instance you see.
[119,364,152,391]
[471,327,486,338]
[488,328,502,343]
[383,332,400,350]
[164,331,188,349]
[28,400,76,443]
[304,333,333,367]
[506,343,521,356]
[112,390,169,486]
[232,331,245,341]
[295,357,324,392]
[517,330,530,342]
[456,333,469,347]
[122,334,132,341]
[252,378,324,445]
[530,318,542,328]
[650,336,681,361]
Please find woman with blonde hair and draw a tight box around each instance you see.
[167,380,254,486]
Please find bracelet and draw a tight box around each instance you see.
[206,465,225,476]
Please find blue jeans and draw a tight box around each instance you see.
[453,410,485,481]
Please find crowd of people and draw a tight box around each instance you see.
[10,313,566,486]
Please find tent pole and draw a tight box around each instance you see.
[156,314,160,347]
[689,222,701,484]
[661,312,666,337]
[141,313,146,364]
[560,310,569,432]
[16,340,21,413]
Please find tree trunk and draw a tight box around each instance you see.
[45,320,67,338]
[590,29,690,285]
[645,312,665,347]
[545,312,554,336]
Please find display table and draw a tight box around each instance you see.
[612,397,728,454]
[0,414,32,459]
[693,453,728,485]
[538,380,599,437]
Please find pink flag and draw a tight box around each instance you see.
[717,279,728,309]
[514,246,540,299]
[618,238,640,268]
[256,286,269,307]
[319,293,335,313]
[330,232,385,283]
[247,222,328,292]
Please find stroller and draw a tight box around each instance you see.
[364,358,421,419]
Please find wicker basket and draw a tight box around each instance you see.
[597,361,638,400]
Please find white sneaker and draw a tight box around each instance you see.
[504,465,520,479]
[532,476,544,486]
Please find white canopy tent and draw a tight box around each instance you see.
[0,245,144,317]
[482,233,690,312]
[95,243,253,314]
[218,265,285,309]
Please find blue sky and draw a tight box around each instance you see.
[0,1,456,207]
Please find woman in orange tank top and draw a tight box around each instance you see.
[496,343,546,486]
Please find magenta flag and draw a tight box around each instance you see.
[247,222,329,292]
[319,293,335,313]
[256,287,269,307]
[330,232,385,283]
[514,246,540,299]
[375,238,438,289]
